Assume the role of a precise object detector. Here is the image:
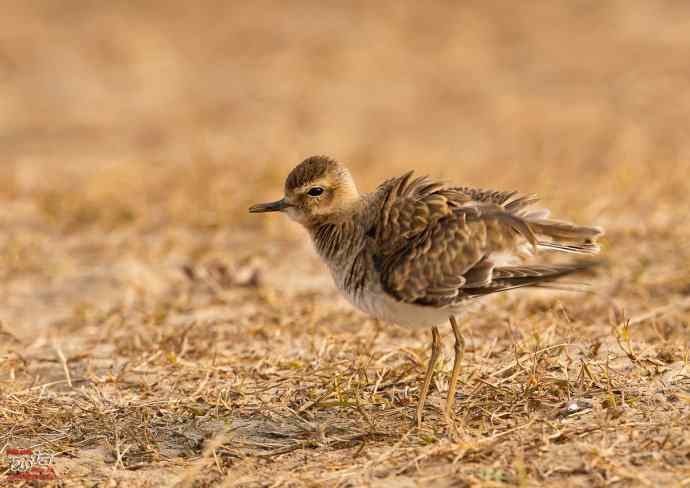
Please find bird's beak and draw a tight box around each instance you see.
[248,198,288,213]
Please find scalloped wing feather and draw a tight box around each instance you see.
[370,175,602,307]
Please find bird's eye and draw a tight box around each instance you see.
[307,187,324,197]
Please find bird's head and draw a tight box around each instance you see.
[249,155,360,227]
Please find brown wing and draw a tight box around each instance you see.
[450,186,538,211]
[371,173,539,306]
[452,185,604,250]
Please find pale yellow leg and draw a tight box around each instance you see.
[445,315,465,422]
[416,326,441,429]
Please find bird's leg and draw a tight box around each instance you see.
[416,326,441,429]
[445,315,465,423]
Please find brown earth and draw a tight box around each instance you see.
[1,2,689,486]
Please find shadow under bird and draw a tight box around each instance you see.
[249,155,603,428]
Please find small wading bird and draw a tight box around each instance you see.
[250,156,603,428]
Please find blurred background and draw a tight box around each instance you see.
[3,0,690,204]
[2,3,690,484]
[1,1,689,338]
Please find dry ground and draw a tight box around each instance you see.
[1,2,690,486]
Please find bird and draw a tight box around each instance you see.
[249,155,603,428]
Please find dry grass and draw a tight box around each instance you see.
[1,1,690,486]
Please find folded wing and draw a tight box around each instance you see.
[370,172,603,307]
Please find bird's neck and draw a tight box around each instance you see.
[307,200,368,264]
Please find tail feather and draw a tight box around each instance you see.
[537,241,600,255]
[519,214,604,256]
[492,262,597,281]
[529,218,604,242]
[466,262,600,297]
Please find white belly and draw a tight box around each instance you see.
[326,255,468,329]
[344,288,459,329]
